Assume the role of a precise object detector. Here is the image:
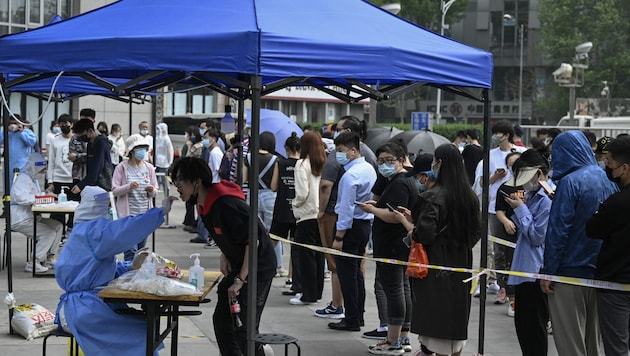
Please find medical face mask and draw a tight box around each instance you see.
[333,131,340,139]
[378,163,397,177]
[490,134,504,147]
[431,162,440,180]
[336,151,350,166]
[52,127,61,134]
[60,126,71,135]
[598,160,606,170]
[140,129,149,136]
[414,179,426,192]
[606,166,623,184]
[134,148,147,160]
[199,128,206,136]
[523,174,540,192]
[202,138,210,148]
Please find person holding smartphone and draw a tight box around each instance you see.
[493,152,523,309]
[501,149,552,356]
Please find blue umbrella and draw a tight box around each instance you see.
[246,109,303,157]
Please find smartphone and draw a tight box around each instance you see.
[496,168,506,174]
[539,180,555,195]
[385,202,396,211]
[499,190,511,199]
[354,201,364,205]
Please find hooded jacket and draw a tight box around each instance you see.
[155,123,174,169]
[542,131,618,278]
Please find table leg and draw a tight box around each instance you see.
[146,302,156,356]
[32,212,37,278]
[171,305,179,356]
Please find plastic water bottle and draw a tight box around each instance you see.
[188,253,205,289]
[230,298,243,328]
[141,254,156,278]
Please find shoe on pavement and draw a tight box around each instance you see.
[507,300,515,317]
[362,328,388,340]
[282,290,299,296]
[399,337,413,352]
[328,319,361,331]
[262,344,275,356]
[275,267,289,278]
[204,240,218,249]
[487,281,500,294]
[368,339,404,355]
[314,303,345,319]
[190,237,208,243]
[289,293,316,305]
[25,261,49,273]
[494,288,508,304]
[473,284,480,298]
[323,271,331,281]
[285,278,293,287]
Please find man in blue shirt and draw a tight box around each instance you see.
[329,132,376,331]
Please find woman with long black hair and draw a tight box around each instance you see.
[410,143,481,356]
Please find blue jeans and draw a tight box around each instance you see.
[196,215,209,241]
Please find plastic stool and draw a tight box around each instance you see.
[255,333,301,356]
[42,329,80,356]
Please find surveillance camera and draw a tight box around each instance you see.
[552,63,573,80]
[381,3,401,15]
[503,14,513,20]
[575,42,593,54]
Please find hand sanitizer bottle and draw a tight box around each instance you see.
[58,186,69,203]
[188,253,205,289]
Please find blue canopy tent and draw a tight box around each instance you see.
[0,0,494,354]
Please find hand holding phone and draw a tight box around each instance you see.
[499,190,511,199]
[539,180,555,197]
[385,202,396,211]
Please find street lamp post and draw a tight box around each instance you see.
[435,0,457,125]
[601,80,610,116]
[518,24,523,126]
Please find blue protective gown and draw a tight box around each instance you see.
[54,208,164,356]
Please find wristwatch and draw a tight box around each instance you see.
[333,235,344,242]
[234,276,246,285]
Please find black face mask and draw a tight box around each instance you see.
[605,166,622,184]
[79,134,90,142]
[98,130,107,135]
[60,126,71,134]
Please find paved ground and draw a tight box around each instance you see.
[0,196,563,355]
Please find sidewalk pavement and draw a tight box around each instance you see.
[0,198,561,355]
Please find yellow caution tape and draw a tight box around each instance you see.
[270,234,630,293]
[2,195,10,202]
[488,235,516,249]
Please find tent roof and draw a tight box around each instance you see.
[0,0,493,98]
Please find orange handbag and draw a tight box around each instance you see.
[406,241,429,279]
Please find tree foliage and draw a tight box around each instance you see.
[369,0,468,32]
[539,0,630,105]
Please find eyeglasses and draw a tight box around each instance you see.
[377,158,398,165]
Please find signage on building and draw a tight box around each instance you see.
[263,86,370,104]
[411,112,430,130]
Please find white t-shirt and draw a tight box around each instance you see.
[474,145,527,214]
[208,146,224,183]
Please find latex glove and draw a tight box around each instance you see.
[161,196,178,215]
[131,247,151,270]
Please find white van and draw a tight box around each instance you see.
[557,115,630,128]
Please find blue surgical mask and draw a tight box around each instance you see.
[52,127,61,134]
[140,129,149,136]
[333,131,340,139]
[202,138,210,148]
[431,163,439,180]
[414,179,426,192]
[378,163,397,177]
[199,128,206,136]
[134,148,147,160]
[336,151,350,166]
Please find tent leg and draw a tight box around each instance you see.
[246,75,262,356]
[477,88,491,356]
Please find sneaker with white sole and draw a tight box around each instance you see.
[487,281,500,294]
[25,261,49,273]
[494,288,508,304]
[314,302,345,319]
[399,337,412,352]
[275,267,289,278]
[507,300,515,317]
[368,339,404,355]
[289,293,316,305]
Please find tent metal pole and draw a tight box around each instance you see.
[477,88,491,355]
[236,95,245,186]
[150,97,157,252]
[128,99,133,142]
[2,78,15,334]
[247,75,262,356]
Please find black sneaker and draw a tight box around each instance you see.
[190,237,208,243]
[362,328,388,340]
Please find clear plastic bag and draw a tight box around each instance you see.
[108,270,200,296]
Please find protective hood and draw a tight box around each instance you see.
[156,123,169,138]
[74,186,110,223]
[22,152,47,178]
[551,130,597,181]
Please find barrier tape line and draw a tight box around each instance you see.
[270,234,630,293]
[488,235,516,249]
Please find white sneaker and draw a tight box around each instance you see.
[25,261,49,273]
[507,301,515,317]
[262,344,275,356]
[473,284,480,297]
[487,281,500,294]
[289,293,315,305]
[275,267,289,278]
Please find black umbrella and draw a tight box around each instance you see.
[392,130,451,157]
[364,126,403,152]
